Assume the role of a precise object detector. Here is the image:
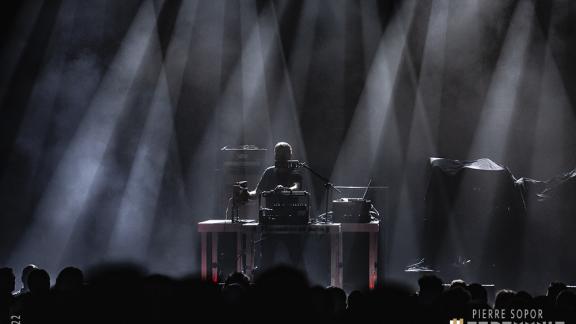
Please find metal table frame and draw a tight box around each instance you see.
[198,220,379,288]
[198,220,248,283]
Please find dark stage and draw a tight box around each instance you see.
[2,0,576,323]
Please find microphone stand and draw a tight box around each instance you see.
[298,162,341,223]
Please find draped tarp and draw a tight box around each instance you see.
[422,158,526,285]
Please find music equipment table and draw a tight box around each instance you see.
[197,220,379,288]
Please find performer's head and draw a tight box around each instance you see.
[274,142,292,163]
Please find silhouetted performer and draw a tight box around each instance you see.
[248,142,305,271]
[249,142,302,196]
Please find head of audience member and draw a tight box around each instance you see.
[55,266,84,292]
[440,286,471,319]
[494,289,517,309]
[442,286,471,305]
[347,290,365,312]
[27,269,50,296]
[547,282,567,301]
[449,279,466,290]
[467,283,488,305]
[326,286,347,315]
[0,268,15,296]
[417,274,444,306]
[224,272,250,291]
[556,290,576,312]
[19,264,38,293]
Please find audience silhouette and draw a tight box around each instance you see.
[0,263,575,324]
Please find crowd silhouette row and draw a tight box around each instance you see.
[1,263,576,323]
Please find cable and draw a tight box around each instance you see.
[224,197,233,220]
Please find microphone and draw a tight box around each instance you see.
[274,160,301,169]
